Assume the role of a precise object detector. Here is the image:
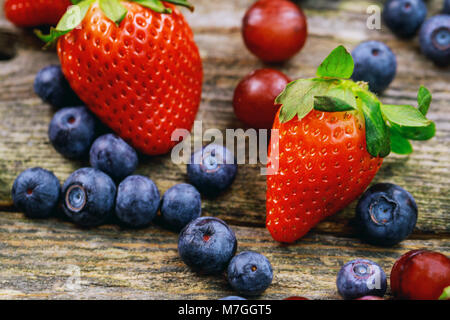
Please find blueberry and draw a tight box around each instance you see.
[383,0,427,38]
[336,259,387,300]
[160,183,201,231]
[115,175,160,228]
[419,15,450,66]
[351,41,397,94]
[219,296,247,300]
[11,167,60,218]
[227,251,273,296]
[187,144,237,197]
[178,217,237,274]
[34,65,82,108]
[444,0,450,14]
[355,183,417,246]
[89,134,138,182]
[62,168,116,227]
[48,106,97,159]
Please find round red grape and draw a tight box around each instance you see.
[242,0,308,62]
[233,68,290,129]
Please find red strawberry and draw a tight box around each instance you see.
[267,109,383,243]
[37,0,202,156]
[266,46,435,243]
[4,0,71,27]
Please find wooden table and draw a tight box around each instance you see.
[0,0,448,299]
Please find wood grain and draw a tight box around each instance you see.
[0,0,448,299]
[0,211,448,300]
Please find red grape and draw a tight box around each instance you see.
[233,69,290,129]
[242,0,308,63]
[391,250,450,300]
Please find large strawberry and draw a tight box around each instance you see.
[36,0,202,155]
[267,46,435,243]
[4,0,72,27]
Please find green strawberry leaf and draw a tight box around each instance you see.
[316,45,354,79]
[314,96,356,112]
[71,0,84,4]
[277,79,338,122]
[99,0,128,24]
[391,122,436,141]
[358,91,391,157]
[34,28,70,45]
[380,104,431,127]
[162,0,194,11]
[417,86,432,116]
[314,82,357,111]
[133,0,172,13]
[383,85,435,142]
[439,286,450,300]
[35,0,94,46]
[277,80,316,122]
[390,128,413,155]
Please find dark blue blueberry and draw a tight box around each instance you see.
[227,251,273,296]
[355,183,417,246]
[89,134,138,182]
[62,168,116,227]
[160,183,201,231]
[11,167,60,218]
[187,144,237,197]
[34,65,82,108]
[383,0,427,38]
[444,0,450,14]
[419,15,450,66]
[336,259,387,300]
[219,296,246,300]
[178,217,237,274]
[48,106,96,159]
[115,175,160,228]
[351,41,397,94]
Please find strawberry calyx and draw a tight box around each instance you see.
[276,45,435,158]
[35,0,193,46]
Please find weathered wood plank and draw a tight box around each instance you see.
[0,0,449,237]
[0,211,448,300]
